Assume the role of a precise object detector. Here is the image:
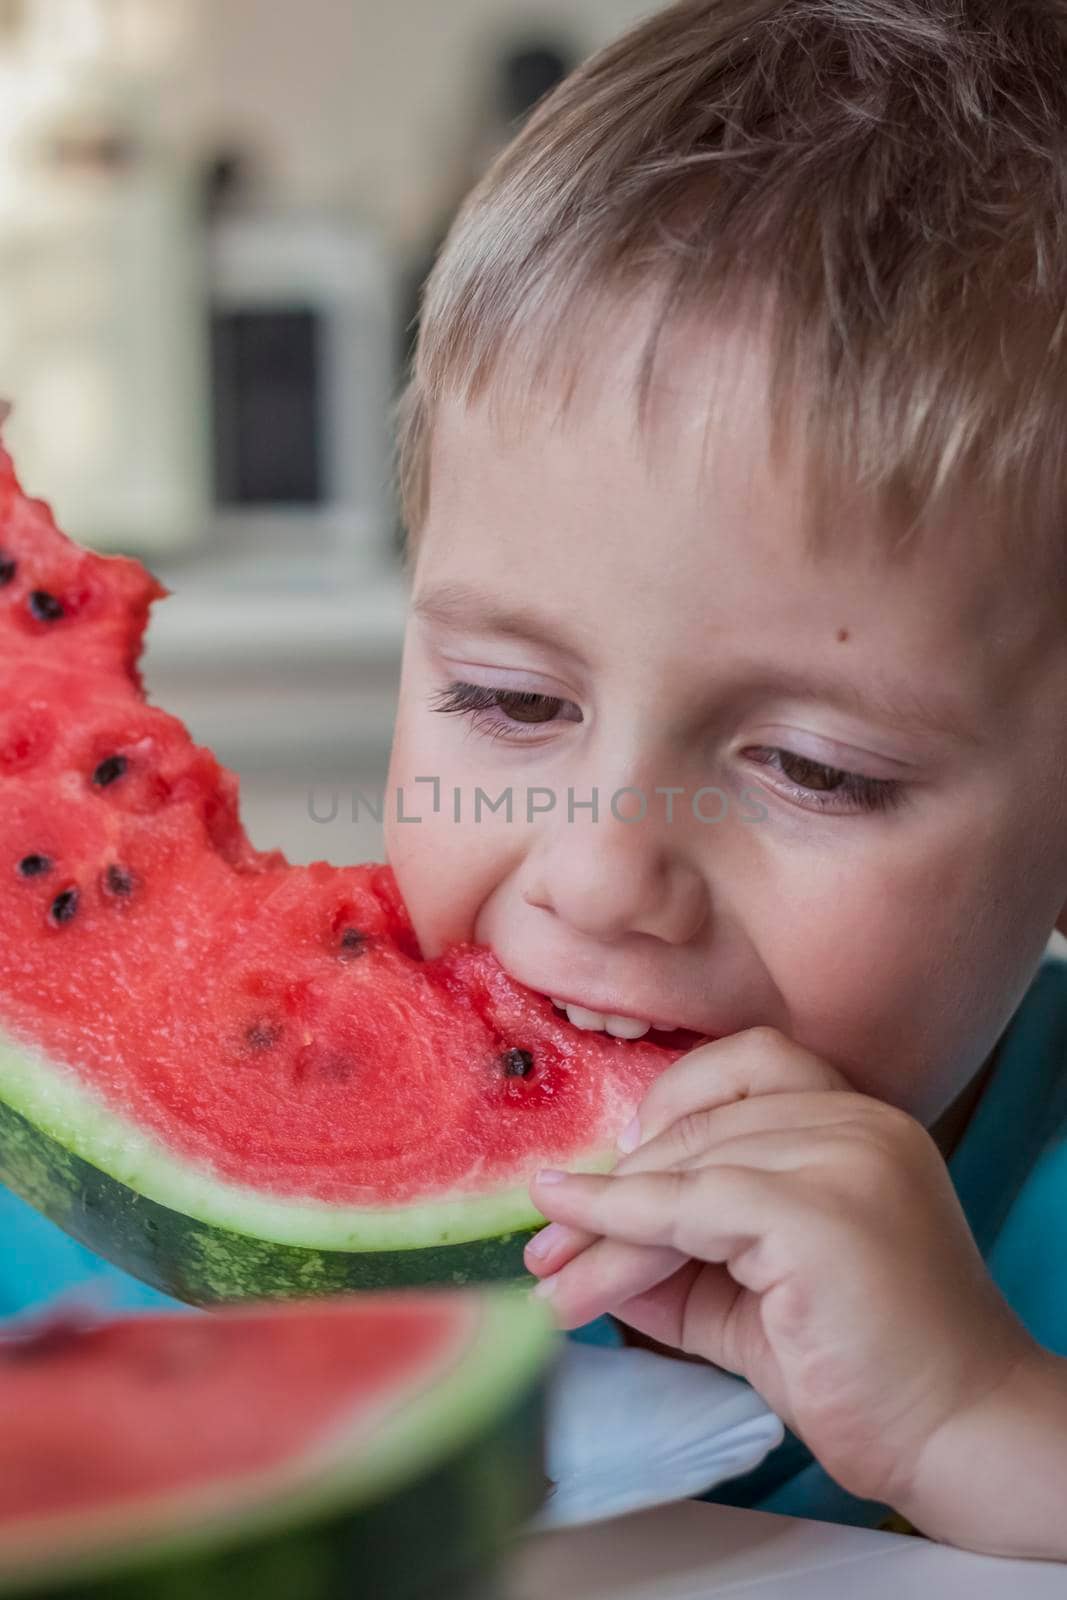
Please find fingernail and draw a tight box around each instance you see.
[535,1168,567,1186]
[533,1272,559,1300]
[525,1223,565,1261]
[617,1116,641,1155]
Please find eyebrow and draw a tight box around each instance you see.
[413,582,978,746]
[412,582,589,667]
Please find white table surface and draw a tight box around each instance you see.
[507,1499,1067,1598]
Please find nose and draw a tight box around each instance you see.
[520,805,709,946]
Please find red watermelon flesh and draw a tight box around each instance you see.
[0,1298,465,1527]
[0,1288,551,1594]
[0,446,694,1212]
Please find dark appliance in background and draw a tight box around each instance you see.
[202,207,395,590]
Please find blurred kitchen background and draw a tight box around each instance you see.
[0,0,653,864]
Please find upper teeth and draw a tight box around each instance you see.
[551,998,652,1040]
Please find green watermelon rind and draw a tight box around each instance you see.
[0,1289,555,1599]
[0,1028,614,1298]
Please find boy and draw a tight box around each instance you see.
[385,0,1067,1557]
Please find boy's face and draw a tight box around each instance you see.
[386,316,1067,1124]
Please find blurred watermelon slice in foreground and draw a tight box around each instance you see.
[0,438,696,1300]
[0,1287,551,1599]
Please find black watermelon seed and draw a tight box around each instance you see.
[502,1048,535,1078]
[29,590,64,622]
[0,552,15,587]
[17,853,52,878]
[338,926,369,959]
[92,754,128,788]
[49,888,79,925]
[103,864,135,897]
[315,1052,354,1082]
[246,1021,281,1050]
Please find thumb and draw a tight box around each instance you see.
[616,1266,787,1423]
[613,1259,738,1359]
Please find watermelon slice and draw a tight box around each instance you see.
[0,1286,551,1598]
[0,442,695,1299]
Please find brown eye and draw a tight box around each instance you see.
[744,745,906,815]
[495,691,563,724]
[776,752,845,792]
[430,680,580,738]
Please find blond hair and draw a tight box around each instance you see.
[396,0,1067,581]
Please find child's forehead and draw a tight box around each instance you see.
[428,469,1042,737]
[425,281,1061,607]
[434,307,969,578]
[422,307,1064,715]
[430,291,1056,628]
[440,297,881,545]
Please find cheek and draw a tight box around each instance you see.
[385,812,491,957]
[384,700,525,958]
[760,820,1052,1120]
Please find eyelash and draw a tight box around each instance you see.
[744,747,907,814]
[430,681,908,814]
[430,681,575,742]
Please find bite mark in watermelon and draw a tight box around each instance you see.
[0,443,694,1299]
[0,1287,551,1598]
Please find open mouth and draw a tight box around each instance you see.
[547,996,710,1054]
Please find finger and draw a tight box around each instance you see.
[524,1093,841,1276]
[524,1221,598,1276]
[531,1165,775,1261]
[615,1092,872,1180]
[536,1234,687,1330]
[628,1027,852,1151]
[612,1259,740,1358]
[614,1269,790,1428]
[525,1066,858,1280]
[548,1251,758,1384]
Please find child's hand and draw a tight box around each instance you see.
[525,1028,1045,1540]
